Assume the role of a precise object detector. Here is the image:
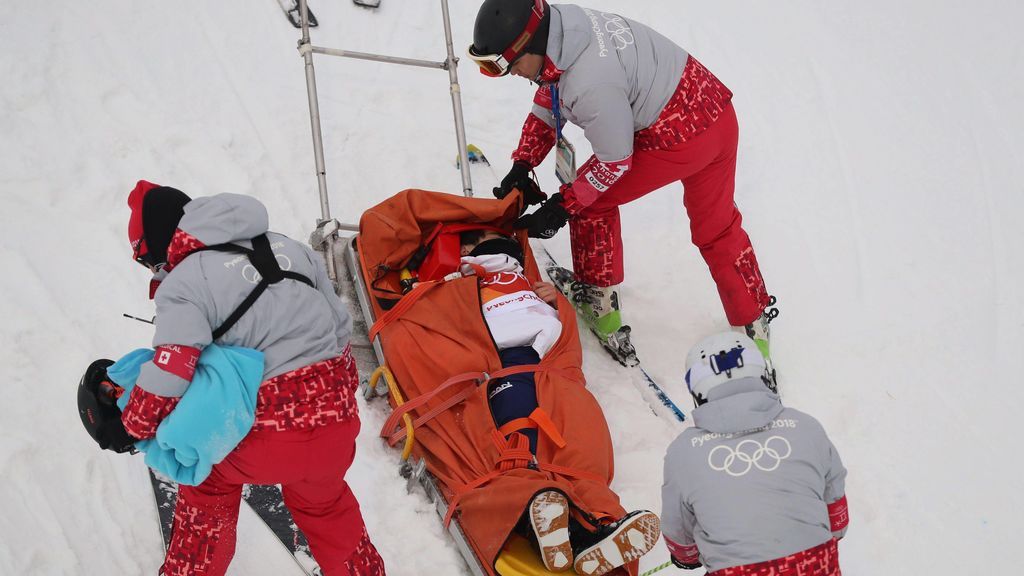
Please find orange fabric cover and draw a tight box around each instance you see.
[358,189,636,575]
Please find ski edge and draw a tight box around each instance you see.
[145,469,322,575]
[539,246,687,424]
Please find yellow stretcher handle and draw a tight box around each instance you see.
[495,533,560,575]
[370,365,415,460]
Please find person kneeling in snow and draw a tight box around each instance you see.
[93,182,385,576]
[661,332,849,575]
[459,229,659,575]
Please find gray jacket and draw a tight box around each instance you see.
[533,4,689,162]
[661,378,847,572]
[136,193,352,398]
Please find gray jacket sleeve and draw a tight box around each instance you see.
[571,84,635,162]
[305,245,352,350]
[137,269,213,398]
[661,439,701,563]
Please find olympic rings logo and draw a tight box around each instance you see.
[602,13,634,50]
[707,436,792,477]
[483,272,527,287]
[242,254,292,284]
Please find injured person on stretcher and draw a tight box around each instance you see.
[460,229,660,575]
[362,189,659,576]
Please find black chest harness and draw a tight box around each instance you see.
[195,234,315,340]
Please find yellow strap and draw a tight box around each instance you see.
[370,365,415,461]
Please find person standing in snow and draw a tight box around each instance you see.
[661,332,848,575]
[468,0,776,365]
[115,182,384,575]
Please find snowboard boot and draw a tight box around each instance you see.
[572,510,661,576]
[547,267,639,367]
[733,296,779,391]
[529,490,573,572]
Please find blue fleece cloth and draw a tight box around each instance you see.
[109,345,264,486]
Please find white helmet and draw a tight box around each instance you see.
[685,331,771,405]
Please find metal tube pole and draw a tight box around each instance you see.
[310,47,446,69]
[299,0,337,280]
[440,0,473,197]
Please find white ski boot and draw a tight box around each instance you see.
[529,490,573,572]
[573,510,661,576]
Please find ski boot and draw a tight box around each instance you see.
[572,510,661,576]
[547,267,639,367]
[733,295,780,391]
[529,490,573,572]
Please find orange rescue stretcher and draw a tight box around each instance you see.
[344,188,640,576]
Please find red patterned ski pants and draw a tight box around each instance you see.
[159,354,384,576]
[710,539,841,576]
[569,103,770,326]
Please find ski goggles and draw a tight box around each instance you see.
[132,237,148,266]
[133,236,160,269]
[467,0,546,77]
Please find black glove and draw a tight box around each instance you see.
[514,193,570,239]
[77,359,136,454]
[494,161,547,207]
[671,557,702,570]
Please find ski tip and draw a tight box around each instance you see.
[457,144,491,167]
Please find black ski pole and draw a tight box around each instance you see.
[123,313,155,325]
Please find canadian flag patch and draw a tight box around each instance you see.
[153,345,200,382]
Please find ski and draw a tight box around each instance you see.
[148,469,177,550]
[244,484,323,576]
[146,473,322,574]
[276,0,319,28]
[455,143,500,197]
[456,143,492,169]
[540,246,687,423]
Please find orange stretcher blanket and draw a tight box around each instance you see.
[358,189,637,576]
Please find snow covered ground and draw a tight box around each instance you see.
[1,0,1021,574]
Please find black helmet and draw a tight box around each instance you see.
[469,236,525,267]
[472,0,549,59]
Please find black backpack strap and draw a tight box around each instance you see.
[204,234,315,340]
[248,234,284,283]
[212,282,270,340]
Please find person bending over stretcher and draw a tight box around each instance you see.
[459,230,660,576]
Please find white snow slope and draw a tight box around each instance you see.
[2,0,1021,574]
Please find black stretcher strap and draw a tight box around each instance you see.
[196,234,314,340]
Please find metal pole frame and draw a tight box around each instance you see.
[297,0,474,279]
[297,0,337,281]
[440,0,473,197]
[293,6,486,573]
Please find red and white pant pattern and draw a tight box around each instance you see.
[562,57,770,326]
[159,351,385,576]
[711,539,841,576]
